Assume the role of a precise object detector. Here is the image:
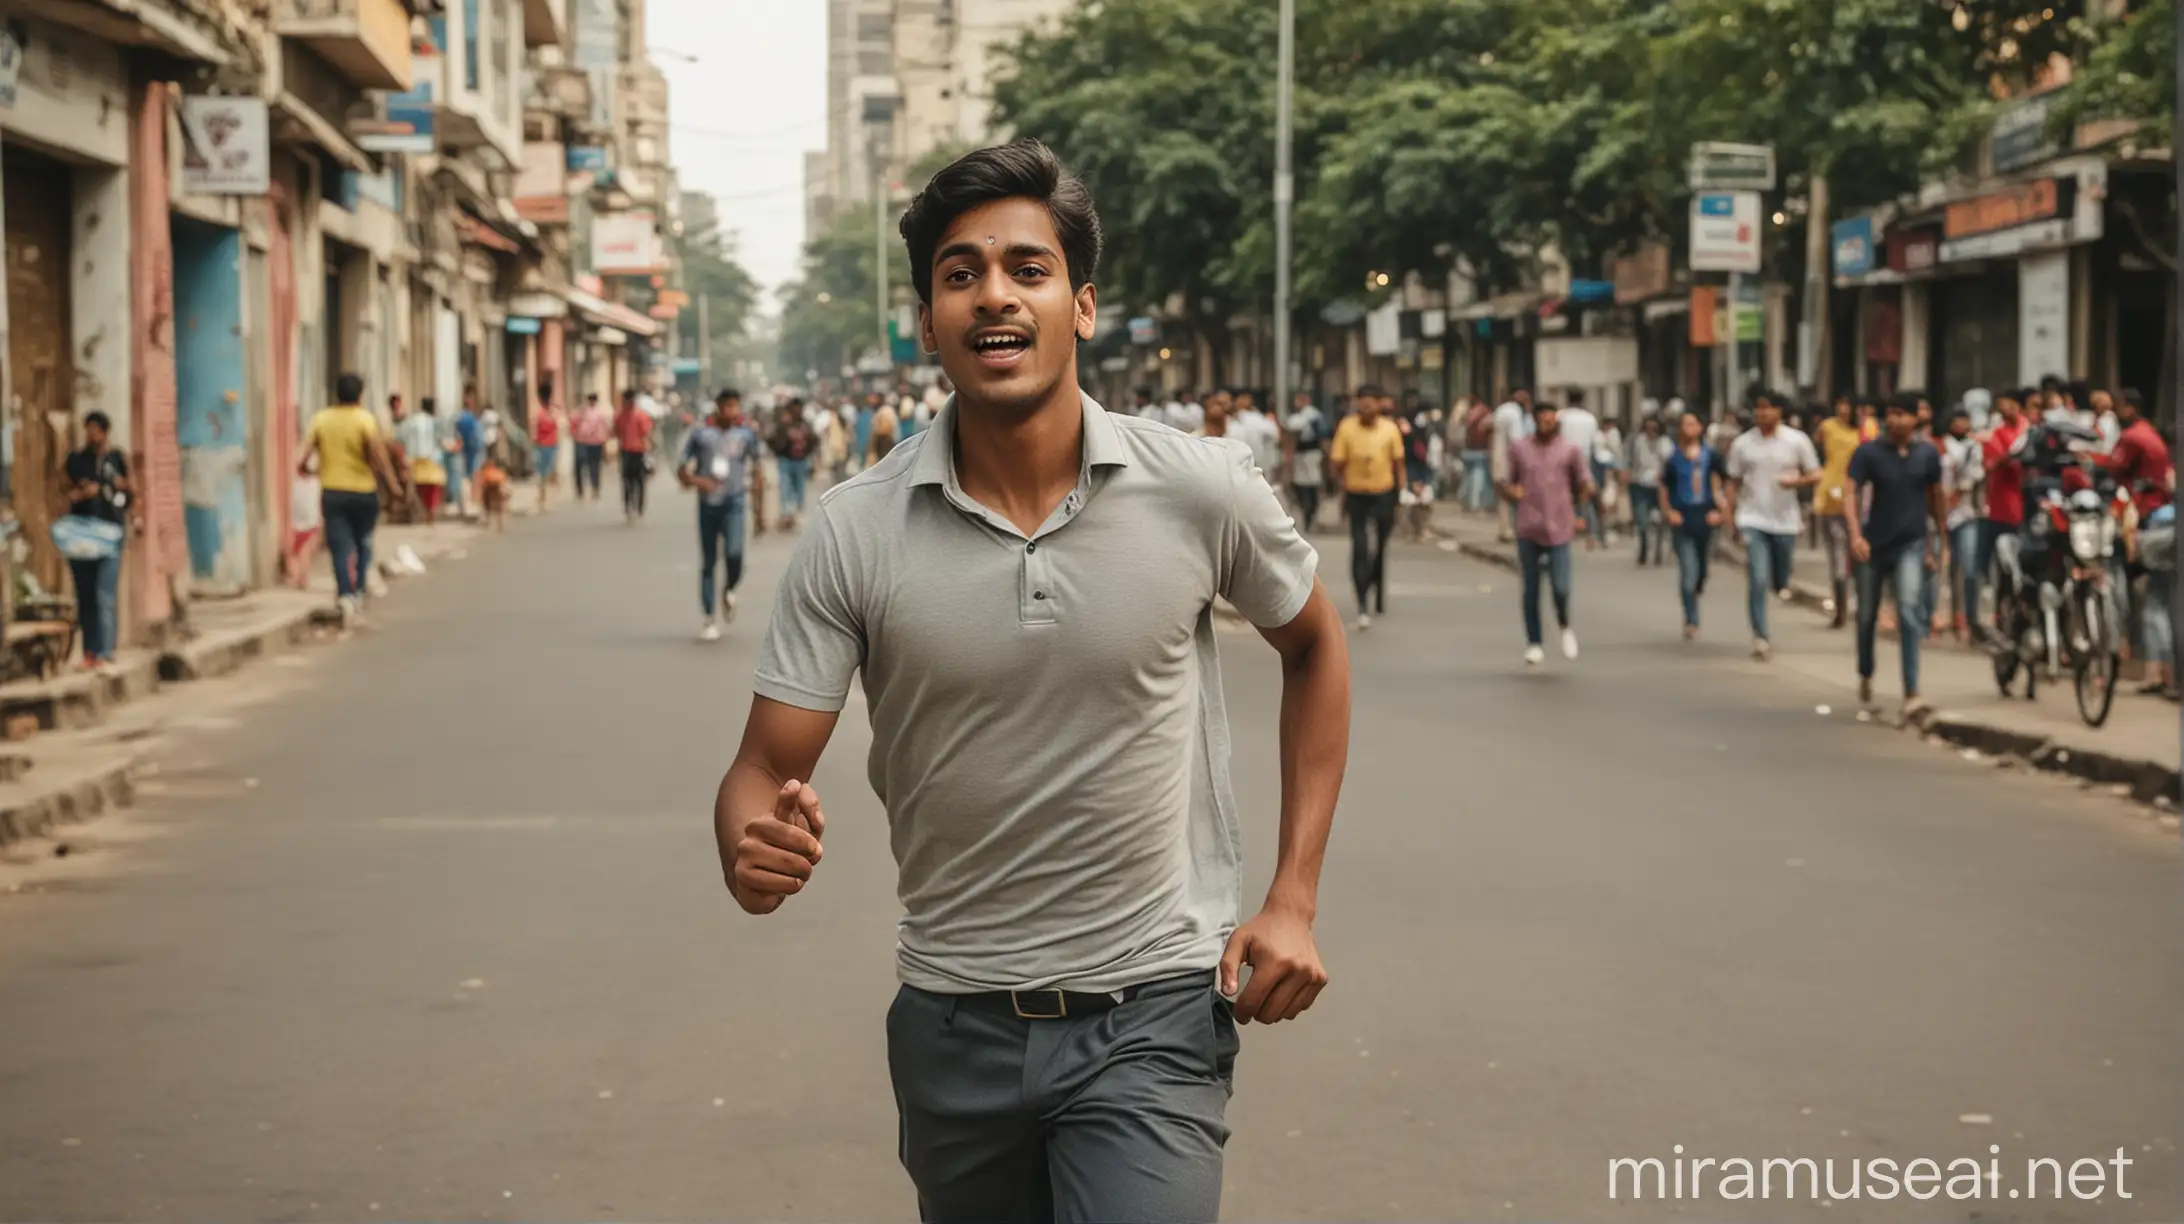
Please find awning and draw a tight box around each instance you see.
[1453,291,1549,322]
[273,92,371,173]
[10,0,230,65]
[457,212,524,256]
[561,287,660,339]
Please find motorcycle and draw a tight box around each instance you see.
[1989,422,2127,728]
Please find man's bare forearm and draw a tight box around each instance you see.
[1265,605,1349,919]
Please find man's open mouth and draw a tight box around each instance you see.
[970,331,1032,368]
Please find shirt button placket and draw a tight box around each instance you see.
[1021,538,1057,625]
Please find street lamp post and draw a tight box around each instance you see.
[1273,0,1295,432]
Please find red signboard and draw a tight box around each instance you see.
[1944,179,2060,240]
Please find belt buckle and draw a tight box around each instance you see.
[1010,989,1067,1020]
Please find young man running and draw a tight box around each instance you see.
[716,140,1350,1223]
[1722,389,1822,660]
[1501,397,1594,665]
[681,389,761,641]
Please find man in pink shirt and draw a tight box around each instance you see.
[1499,398,1595,666]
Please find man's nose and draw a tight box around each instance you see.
[973,268,1019,314]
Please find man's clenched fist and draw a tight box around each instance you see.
[731,780,826,915]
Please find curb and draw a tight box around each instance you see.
[1455,535,2181,810]
[0,753,142,849]
[159,606,320,682]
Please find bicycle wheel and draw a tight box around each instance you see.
[2074,586,2119,728]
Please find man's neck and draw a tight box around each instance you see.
[953,380,1084,532]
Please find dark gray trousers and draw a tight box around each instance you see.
[886,971,1238,1223]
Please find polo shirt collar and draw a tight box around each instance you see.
[908,391,1131,490]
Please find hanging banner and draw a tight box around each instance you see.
[1690,191,1762,273]
[178,96,270,195]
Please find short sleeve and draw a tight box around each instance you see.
[1922,446,1944,486]
[1798,432,1820,471]
[359,412,380,439]
[1726,436,1749,481]
[754,506,865,712]
[1220,443,1319,627]
[1847,445,1871,486]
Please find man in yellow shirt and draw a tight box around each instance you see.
[1329,385,1406,628]
[300,372,400,626]
[1813,394,1865,629]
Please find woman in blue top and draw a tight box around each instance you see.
[1658,409,1727,638]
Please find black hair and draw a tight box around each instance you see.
[716,388,742,404]
[1753,389,1785,409]
[421,397,438,415]
[84,411,111,433]
[2041,374,2063,393]
[898,139,1103,305]
[1355,383,1387,400]
[335,373,365,404]
[2067,379,2091,405]
[2122,388,2144,412]
[1885,392,1920,415]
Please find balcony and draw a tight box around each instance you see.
[278,0,413,91]
[522,0,566,48]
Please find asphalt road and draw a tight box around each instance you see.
[0,490,2175,1223]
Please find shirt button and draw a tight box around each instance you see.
[1026,541,1037,554]
[1033,591,1047,601]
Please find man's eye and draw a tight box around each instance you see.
[945,268,976,284]
[1016,265,1049,280]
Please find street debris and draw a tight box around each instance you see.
[1959,1113,1993,1125]
[1814,705,1831,716]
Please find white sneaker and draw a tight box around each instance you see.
[337,595,359,630]
[1357,613,1373,632]
[1753,637,1772,661]
[1524,644,1545,666]
[723,591,739,623]
[1560,628,1580,660]
[700,619,721,642]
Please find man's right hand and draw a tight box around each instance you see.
[1851,536,1872,563]
[731,780,825,915]
[1665,508,1684,527]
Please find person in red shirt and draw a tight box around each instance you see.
[2098,389,2173,517]
[1973,388,2031,640]
[614,389,656,523]
[531,387,563,513]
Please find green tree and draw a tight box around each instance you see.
[679,192,760,374]
[776,203,913,383]
[2053,0,2174,150]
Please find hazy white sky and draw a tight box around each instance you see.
[647,0,828,306]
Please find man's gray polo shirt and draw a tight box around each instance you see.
[755,394,1319,994]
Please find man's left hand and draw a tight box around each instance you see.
[1219,906,1328,1025]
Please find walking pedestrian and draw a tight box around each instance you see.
[1844,393,1947,714]
[1555,393,1603,550]
[2094,388,2175,696]
[396,395,447,524]
[770,399,816,531]
[1459,397,1494,512]
[1722,390,1822,660]
[454,387,484,518]
[1330,384,1404,629]
[531,389,563,513]
[1974,388,2031,642]
[683,389,760,641]
[1814,393,1863,628]
[867,393,901,467]
[61,411,131,669]
[1661,409,1725,639]
[1489,388,1534,543]
[1592,413,1624,545]
[614,388,655,523]
[572,392,610,500]
[720,140,1347,1224]
[300,372,399,628]
[1939,408,1985,640]
[1284,390,1328,532]
[1501,397,1593,665]
[1625,413,1669,566]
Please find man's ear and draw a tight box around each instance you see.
[1075,282,1098,343]
[918,301,937,355]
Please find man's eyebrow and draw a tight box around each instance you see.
[935,241,982,265]
[934,240,1060,265]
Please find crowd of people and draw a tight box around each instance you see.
[1151,373,2171,717]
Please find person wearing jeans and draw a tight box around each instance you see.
[1844,394,1946,712]
[1660,410,1724,637]
[63,411,131,667]
[1625,414,1668,566]
[1722,390,1822,661]
[682,389,760,640]
[571,393,611,500]
[614,389,655,522]
[1501,398,1594,665]
[301,372,399,626]
[1328,386,1406,629]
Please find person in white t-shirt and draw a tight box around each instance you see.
[1231,389,1283,478]
[1722,389,1823,660]
[1554,394,1602,548]
[1489,388,1534,542]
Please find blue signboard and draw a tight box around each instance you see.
[1830,216,1875,278]
[671,357,702,375]
[358,18,439,154]
[1697,192,1737,217]
[505,316,543,335]
[567,146,608,173]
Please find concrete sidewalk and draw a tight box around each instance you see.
[1426,511,2179,807]
[0,481,559,850]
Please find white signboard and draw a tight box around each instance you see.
[1690,190,1762,274]
[591,211,661,275]
[1364,299,1402,357]
[1536,336,1640,389]
[179,97,271,195]
[1688,142,1776,192]
[2018,250,2070,386]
